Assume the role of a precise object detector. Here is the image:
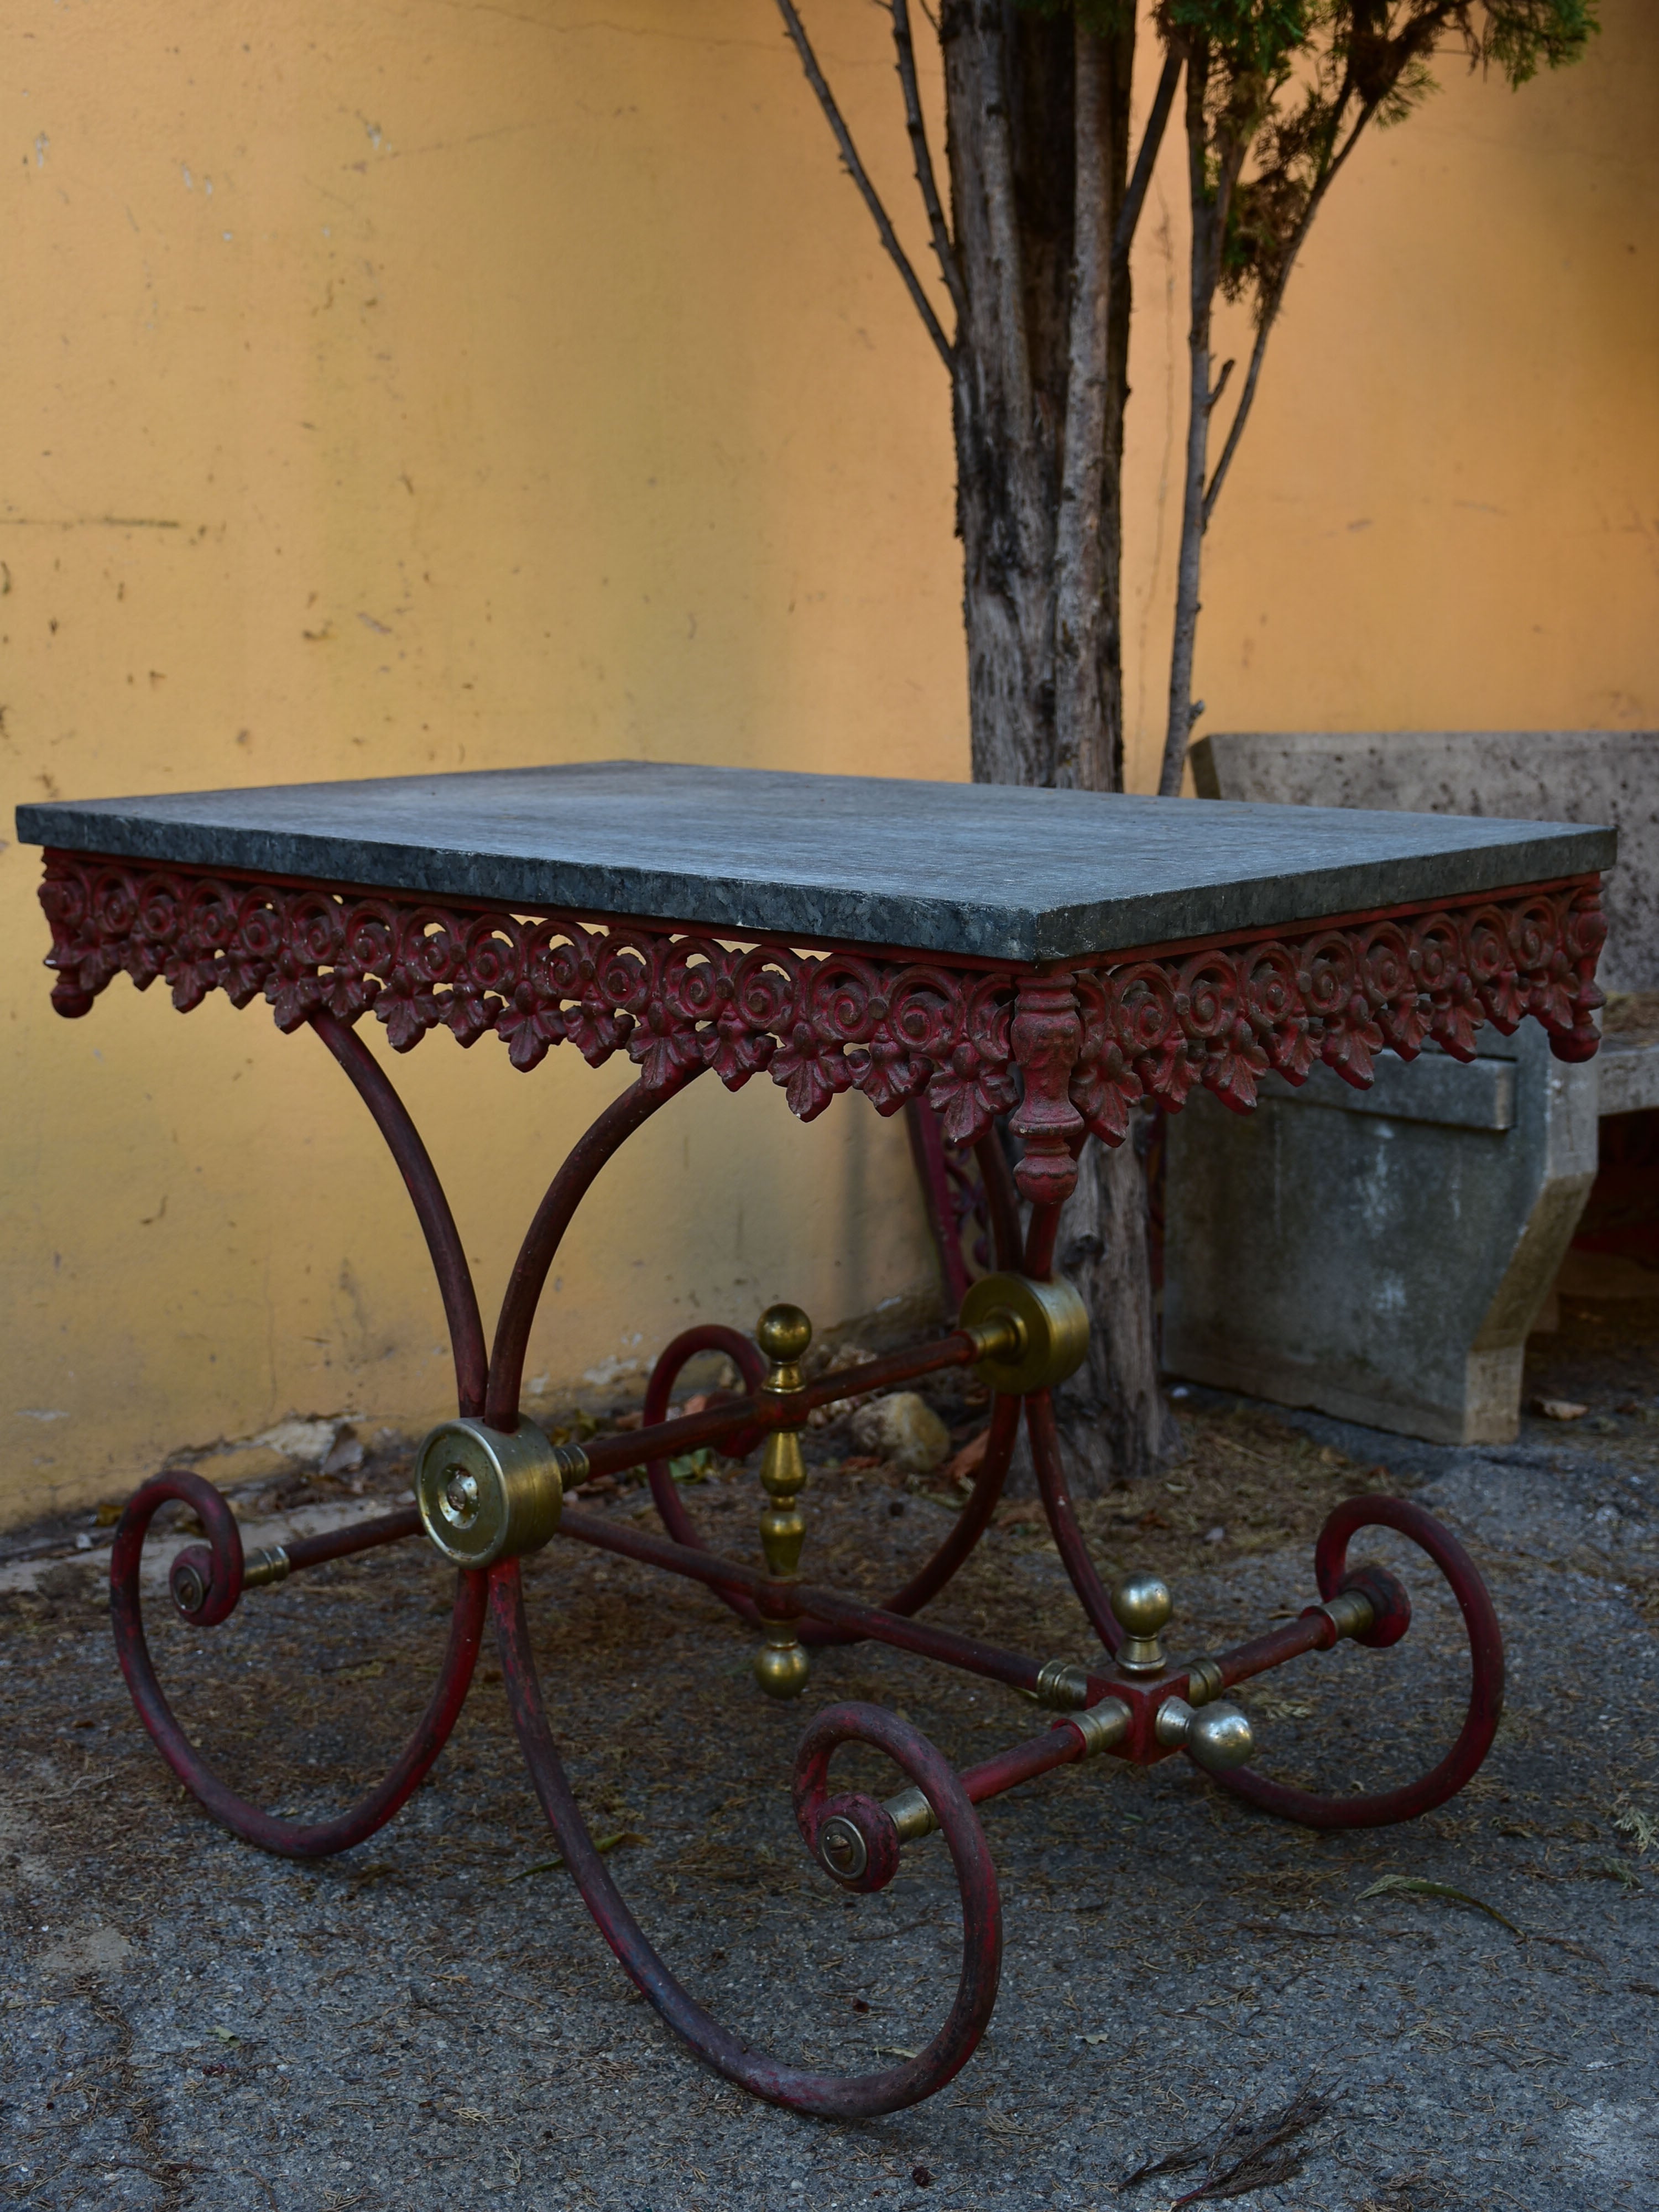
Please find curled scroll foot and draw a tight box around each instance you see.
[111,1469,485,1859]
[491,1561,1002,2117]
[1216,1496,1505,1831]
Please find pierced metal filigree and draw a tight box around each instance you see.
[35,852,1606,1203]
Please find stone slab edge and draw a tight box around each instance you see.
[15,762,1615,966]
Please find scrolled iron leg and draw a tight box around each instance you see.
[111,1468,486,1858]
[490,1559,1003,2118]
[1025,1385,1124,1658]
[1211,1496,1505,1829]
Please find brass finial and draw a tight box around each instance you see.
[754,1613,812,1700]
[1113,1571,1173,1674]
[757,1303,812,1386]
[753,1301,813,1700]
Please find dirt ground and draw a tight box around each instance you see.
[2,1297,1656,2212]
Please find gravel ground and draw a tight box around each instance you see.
[2,1297,1656,2212]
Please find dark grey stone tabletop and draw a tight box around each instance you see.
[15,760,1614,965]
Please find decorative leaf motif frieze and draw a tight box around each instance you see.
[35,855,1607,1197]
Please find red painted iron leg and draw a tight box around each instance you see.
[1212,1496,1505,1828]
[110,1468,486,1858]
[487,1069,700,1429]
[491,1562,1002,2118]
[310,1011,488,1417]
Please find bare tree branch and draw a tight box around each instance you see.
[1110,48,1181,276]
[887,0,965,326]
[1203,99,1380,525]
[1160,35,1251,796]
[771,0,953,367]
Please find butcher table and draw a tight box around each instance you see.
[15,761,1613,2115]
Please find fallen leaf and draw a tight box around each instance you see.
[1358,1873,1520,1937]
[345,1862,401,1892]
[941,1428,990,1488]
[1254,1693,1316,1721]
[1587,1856,1641,1890]
[508,1830,644,1881]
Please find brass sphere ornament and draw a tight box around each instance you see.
[757,1302,813,1373]
[1187,1702,1255,1770]
[754,1634,813,1700]
[1113,1572,1173,1636]
[1113,1570,1173,1674]
[1154,1693,1256,1772]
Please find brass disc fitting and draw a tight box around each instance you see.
[958,1271,1089,1396]
[414,1416,581,1569]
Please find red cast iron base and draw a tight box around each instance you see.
[106,1018,1505,2119]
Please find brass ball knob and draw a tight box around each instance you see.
[1112,1572,1173,1639]
[1152,1694,1255,1772]
[1187,1702,1255,1772]
[757,1303,813,1365]
[753,1639,812,1700]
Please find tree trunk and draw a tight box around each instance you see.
[940,7,1173,1488]
[943,3,1072,788]
[1052,27,1122,796]
[1052,1124,1180,1487]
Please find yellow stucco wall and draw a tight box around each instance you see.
[2,2,1654,1524]
[1130,2,1659,753]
